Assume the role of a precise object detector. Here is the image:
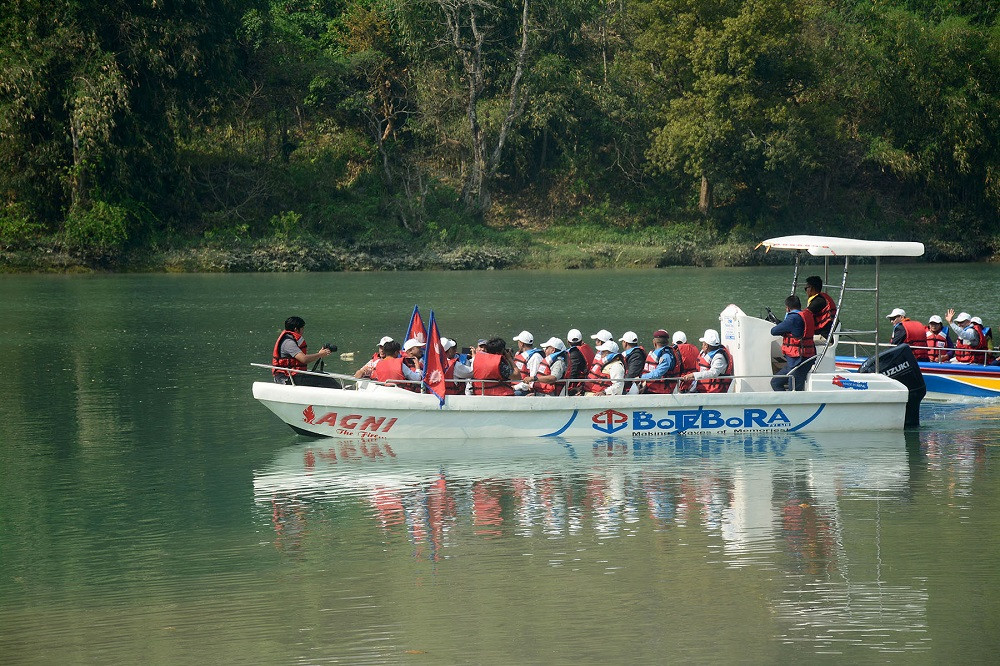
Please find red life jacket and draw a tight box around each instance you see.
[696,346,733,394]
[272,330,306,380]
[372,356,418,391]
[534,351,568,396]
[810,292,837,334]
[955,323,988,363]
[781,310,816,359]
[584,354,623,394]
[676,342,701,392]
[925,328,949,362]
[900,318,929,360]
[573,342,596,370]
[444,357,464,395]
[642,346,681,394]
[472,352,514,396]
[582,356,608,394]
[567,343,596,395]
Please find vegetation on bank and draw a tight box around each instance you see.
[1,0,998,272]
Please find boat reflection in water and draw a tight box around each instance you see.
[254,431,938,654]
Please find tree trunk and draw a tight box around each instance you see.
[699,175,713,215]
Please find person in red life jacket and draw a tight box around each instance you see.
[769,295,816,391]
[371,340,423,390]
[354,335,394,379]
[528,337,569,396]
[271,316,333,385]
[565,328,596,395]
[805,275,838,339]
[618,331,646,395]
[511,330,543,396]
[590,329,614,348]
[946,309,987,364]
[679,329,733,393]
[640,329,680,394]
[585,341,626,395]
[886,307,930,360]
[470,337,519,395]
[440,337,472,394]
[972,316,994,352]
[925,315,953,362]
[672,331,701,392]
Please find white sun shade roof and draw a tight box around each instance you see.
[759,235,924,257]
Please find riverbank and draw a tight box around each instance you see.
[2,221,996,273]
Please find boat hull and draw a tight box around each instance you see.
[253,375,910,440]
[836,356,1000,399]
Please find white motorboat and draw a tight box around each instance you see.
[252,235,927,439]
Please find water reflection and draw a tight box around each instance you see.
[254,432,937,654]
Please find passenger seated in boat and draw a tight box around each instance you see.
[672,331,701,392]
[511,331,543,396]
[354,335,394,379]
[530,338,568,396]
[566,329,596,396]
[403,338,426,374]
[972,317,993,350]
[440,337,472,394]
[371,340,422,391]
[946,310,988,364]
[584,341,626,396]
[769,296,816,391]
[271,316,333,385]
[619,331,646,395]
[679,329,733,393]
[639,329,679,394]
[470,337,519,395]
[925,315,953,362]
[886,308,930,360]
[804,276,837,339]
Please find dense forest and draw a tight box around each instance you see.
[1,0,998,270]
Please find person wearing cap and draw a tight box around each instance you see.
[354,335,395,379]
[804,276,838,339]
[972,316,993,351]
[371,340,422,391]
[402,338,426,375]
[946,309,987,363]
[886,308,929,359]
[584,341,626,396]
[470,337,519,395]
[271,316,334,385]
[566,328,596,396]
[639,329,680,394]
[618,331,646,395]
[768,295,816,391]
[924,315,953,363]
[440,337,473,394]
[529,337,568,396]
[510,331,543,396]
[672,331,701,392]
[680,329,733,393]
[590,329,614,346]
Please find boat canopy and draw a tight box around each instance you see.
[758,235,924,257]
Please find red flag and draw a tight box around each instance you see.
[405,305,426,344]
[422,312,447,406]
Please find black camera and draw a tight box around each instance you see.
[322,342,338,352]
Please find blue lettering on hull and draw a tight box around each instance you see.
[586,406,825,435]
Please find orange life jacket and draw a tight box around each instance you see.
[534,350,568,396]
[584,354,622,394]
[955,323,988,363]
[642,346,681,394]
[444,357,464,395]
[810,291,837,334]
[676,342,701,392]
[372,356,418,391]
[925,329,949,362]
[272,330,306,380]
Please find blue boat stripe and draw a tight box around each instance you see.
[542,410,579,437]
[788,404,826,432]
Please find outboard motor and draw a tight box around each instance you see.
[858,344,926,427]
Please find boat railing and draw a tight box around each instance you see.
[837,340,998,364]
[253,363,820,393]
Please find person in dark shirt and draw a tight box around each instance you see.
[770,295,816,391]
[804,276,837,339]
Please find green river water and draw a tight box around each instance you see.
[2,264,999,663]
